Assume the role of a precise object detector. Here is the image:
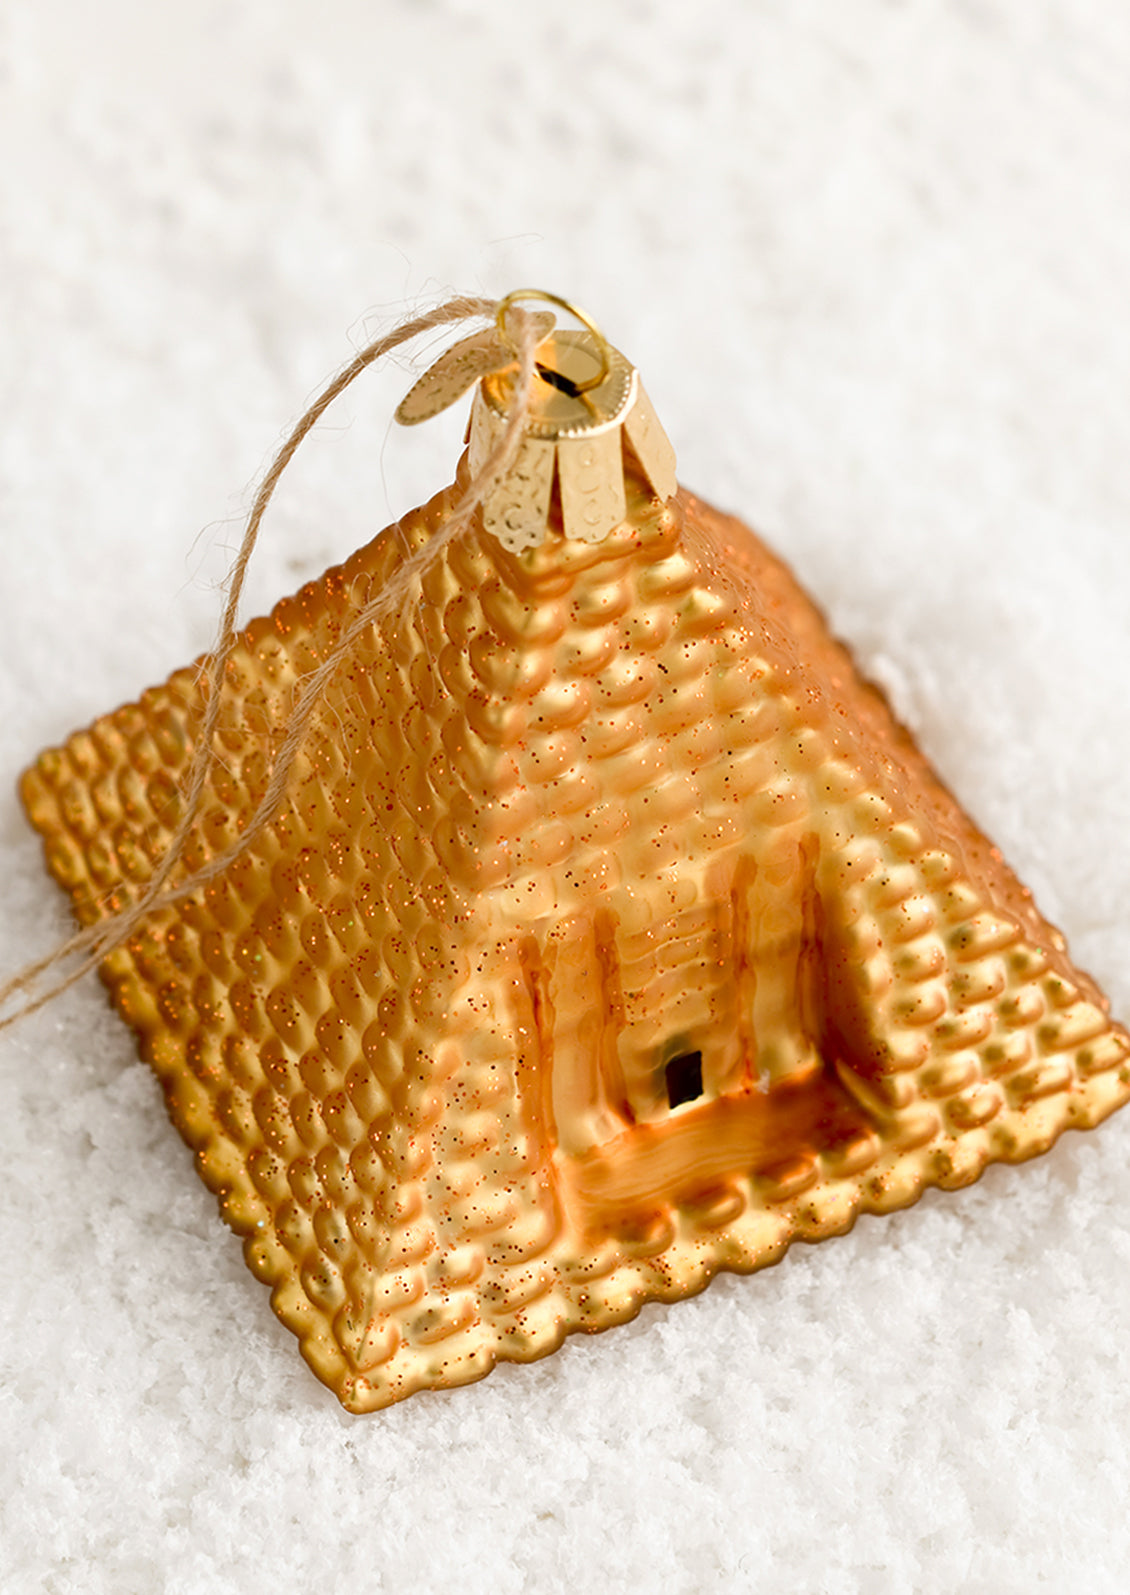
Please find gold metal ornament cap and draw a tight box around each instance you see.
[470,327,676,551]
[396,289,678,552]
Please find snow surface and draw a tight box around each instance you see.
[2,2,1130,1591]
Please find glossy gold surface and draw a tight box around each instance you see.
[21,463,1130,1413]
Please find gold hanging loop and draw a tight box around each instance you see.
[496,288,612,394]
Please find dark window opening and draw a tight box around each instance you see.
[665,1051,704,1110]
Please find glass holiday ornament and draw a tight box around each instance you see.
[19,293,1130,1412]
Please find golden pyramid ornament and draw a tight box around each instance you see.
[19,292,1130,1413]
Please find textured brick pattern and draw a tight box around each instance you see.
[21,463,1130,1411]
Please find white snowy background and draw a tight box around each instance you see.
[2,2,1129,1591]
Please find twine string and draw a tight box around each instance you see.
[0,293,543,1031]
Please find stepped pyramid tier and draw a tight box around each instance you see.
[21,446,1130,1414]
